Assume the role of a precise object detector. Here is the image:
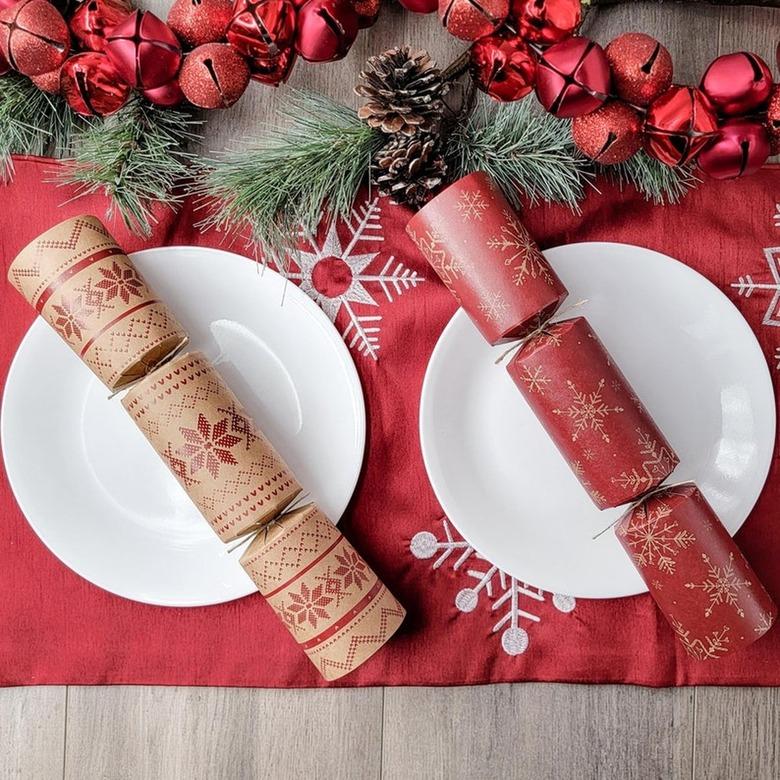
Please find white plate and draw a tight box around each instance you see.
[1,247,365,607]
[420,242,776,599]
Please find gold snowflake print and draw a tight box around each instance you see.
[456,190,488,221]
[487,210,553,287]
[611,429,677,493]
[409,227,462,288]
[552,378,624,442]
[755,611,775,636]
[685,552,750,618]
[670,617,730,661]
[519,365,550,395]
[478,291,508,322]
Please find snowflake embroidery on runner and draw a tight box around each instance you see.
[478,291,509,322]
[51,294,93,341]
[684,552,750,618]
[487,210,553,286]
[410,518,575,657]
[617,500,695,574]
[611,429,677,494]
[552,378,624,442]
[455,190,488,220]
[670,617,730,661]
[177,413,241,479]
[731,247,780,328]
[286,198,424,360]
[518,365,551,395]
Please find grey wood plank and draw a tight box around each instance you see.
[694,688,780,780]
[719,6,780,64]
[0,686,66,780]
[64,685,383,780]
[382,683,694,780]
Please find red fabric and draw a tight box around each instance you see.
[1,156,779,687]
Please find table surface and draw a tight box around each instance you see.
[4,3,780,779]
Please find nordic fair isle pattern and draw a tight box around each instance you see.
[7,215,186,390]
[122,351,301,542]
[241,504,405,680]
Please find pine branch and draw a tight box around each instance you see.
[194,90,384,263]
[59,96,201,236]
[597,149,700,205]
[445,93,592,211]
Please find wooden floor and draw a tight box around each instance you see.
[4,3,780,779]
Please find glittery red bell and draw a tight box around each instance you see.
[535,36,610,118]
[0,0,70,77]
[226,0,296,60]
[511,0,580,45]
[470,34,536,102]
[697,119,769,179]
[69,0,131,53]
[167,0,233,47]
[605,32,672,106]
[105,10,182,90]
[351,0,380,27]
[178,42,250,108]
[295,0,358,62]
[439,0,508,42]
[571,100,642,163]
[397,0,437,12]
[700,52,773,117]
[142,79,185,106]
[249,46,296,84]
[765,85,780,154]
[30,64,60,91]
[60,52,131,115]
[644,85,719,166]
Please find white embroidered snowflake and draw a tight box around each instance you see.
[773,203,780,228]
[456,190,488,221]
[410,518,575,657]
[684,552,750,618]
[552,378,624,442]
[618,501,695,575]
[670,617,731,661]
[731,247,780,328]
[286,198,424,360]
[518,365,550,395]
[487,210,553,287]
[478,291,509,322]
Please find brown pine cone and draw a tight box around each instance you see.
[356,46,450,136]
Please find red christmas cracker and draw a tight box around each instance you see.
[616,483,777,660]
[240,503,405,681]
[406,171,568,345]
[122,350,302,542]
[507,316,679,509]
[7,215,187,391]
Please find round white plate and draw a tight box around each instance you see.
[420,242,776,600]
[2,247,365,607]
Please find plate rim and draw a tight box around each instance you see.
[419,240,776,600]
[1,244,367,607]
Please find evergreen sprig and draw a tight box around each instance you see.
[59,96,201,236]
[194,90,385,263]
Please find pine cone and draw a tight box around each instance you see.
[356,46,450,136]
[372,133,447,208]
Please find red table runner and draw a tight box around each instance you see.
[1,156,779,687]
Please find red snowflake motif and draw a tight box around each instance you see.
[95,262,144,304]
[287,582,333,628]
[51,294,93,341]
[177,414,241,479]
[333,549,369,591]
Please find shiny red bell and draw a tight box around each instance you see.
[697,119,769,179]
[470,33,536,102]
[295,0,358,62]
[511,0,581,45]
[571,100,642,163]
[105,10,182,90]
[226,0,296,60]
[143,79,185,106]
[167,0,233,47]
[69,0,131,53]
[604,32,672,106]
[644,85,719,166]
[249,46,296,84]
[439,0,508,42]
[397,0,437,12]
[0,0,70,77]
[60,51,131,116]
[700,52,773,117]
[178,42,250,108]
[535,36,610,118]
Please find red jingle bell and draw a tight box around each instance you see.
[571,100,642,163]
[249,46,296,84]
[105,10,182,90]
[765,85,780,154]
[535,36,610,118]
[0,0,69,77]
[167,0,233,47]
[143,79,185,106]
[178,42,250,108]
[700,52,773,117]
[397,0,437,12]
[30,64,61,91]
[605,32,672,106]
[226,0,296,60]
[439,0,507,42]
[295,0,358,62]
[644,85,719,166]
[511,0,581,45]
[60,51,131,115]
[470,34,536,102]
[697,119,769,179]
[352,0,380,26]
[69,0,131,53]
